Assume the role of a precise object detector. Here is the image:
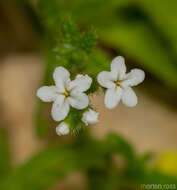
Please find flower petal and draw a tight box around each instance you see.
[121,69,145,87]
[110,56,126,80]
[51,95,70,121]
[67,74,92,92]
[36,86,57,102]
[97,71,115,89]
[68,92,89,109]
[53,67,70,92]
[104,87,123,109]
[121,87,137,107]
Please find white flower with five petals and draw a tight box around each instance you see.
[37,67,92,121]
[97,56,145,109]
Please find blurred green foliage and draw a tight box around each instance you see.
[0,127,11,178]
[1,132,177,190]
[19,0,177,89]
[1,0,177,189]
[0,132,175,190]
[40,0,177,89]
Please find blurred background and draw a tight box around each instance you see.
[0,0,177,189]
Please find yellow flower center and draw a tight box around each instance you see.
[114,80,120,86]
[61,90,70,98]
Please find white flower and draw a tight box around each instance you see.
[82,109,99,126]
[97,56,145,109]
[37,66,92,121]
[56,122,69,135]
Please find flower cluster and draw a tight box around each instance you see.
[37,66,99,135]
[37,56,145,135]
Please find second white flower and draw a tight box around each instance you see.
[97,56,145,109]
